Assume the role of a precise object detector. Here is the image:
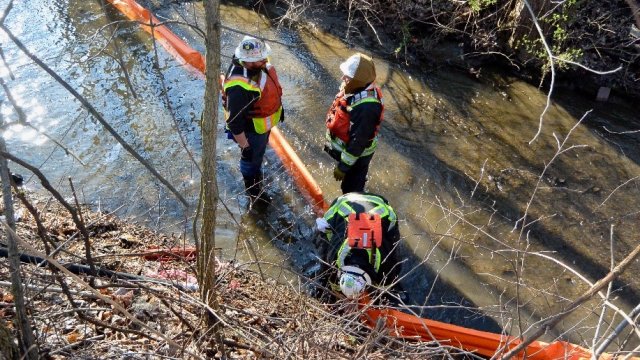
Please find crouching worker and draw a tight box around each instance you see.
[313,192,403,301]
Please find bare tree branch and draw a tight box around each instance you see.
[502,243,640,359]
[0,20,188,207]
[523,0,556,144]
[0,220,205,360]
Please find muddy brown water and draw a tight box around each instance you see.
[2,0,639,349]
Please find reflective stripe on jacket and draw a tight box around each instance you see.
[323,193,397,274]
[223,63,283,134]
[325,83,384,166]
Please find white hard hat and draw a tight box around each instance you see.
[339,265,372,298]
[234,36,271,62]
[339,54,360,78]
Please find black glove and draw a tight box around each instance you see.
[241,146,253,161]
[10,172,24,187]
[323,143,341,161]
[333,166,346,181]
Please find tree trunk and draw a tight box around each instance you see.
[199,0,225,356]
[624,0,640,30]
[0,318,19,360]
[0,127,38,359]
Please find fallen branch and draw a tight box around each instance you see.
[0,247,194,292]
[0,220,204,360]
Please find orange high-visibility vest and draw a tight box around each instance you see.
[326,83,383,143]
[223,63,283,134]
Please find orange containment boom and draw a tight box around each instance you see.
[101,2,628,359]
[359,295,623,360]
[107,0,205,74]
[105,0,328,215]
[268,128,328,215]
[142,246,197,261]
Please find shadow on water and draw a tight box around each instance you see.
[275,26,640,345]
[378,66,640,336]
[9,0,638,346]
[553,88,640,165]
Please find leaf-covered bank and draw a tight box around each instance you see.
[0,191,464,359]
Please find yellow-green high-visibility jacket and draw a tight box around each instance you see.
[318,192,401,287]
[223,60,283,135]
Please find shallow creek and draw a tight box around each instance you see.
[1,0,639,348]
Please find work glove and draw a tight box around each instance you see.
[240,146,253,161]
[315,217,330,233]
[333,166,346,181]
[323,143,341,161]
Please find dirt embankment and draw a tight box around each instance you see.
[263,0,639,100]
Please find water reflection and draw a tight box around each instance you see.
[3,0,639,347]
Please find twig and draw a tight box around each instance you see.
[11,185,55,254]
[0,108,39,359]
[0,78,86,165]
[514,111,590,234]
[48,335,106,356]
[147,16,201,175]
[0,22,188,207]
[523,0,555,144]
[0,151,98,277]
[0,44,15,79]
[603,126,640,135]
[502,243,640,359]
[0,221,204,360]
[552,56,622,75]
[598,176,640,208]
[223,337,275,358]
[592,224,616,353]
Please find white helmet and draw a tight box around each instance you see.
[234,36,271,62]
[339,265,372,298]
[339,54,361,78]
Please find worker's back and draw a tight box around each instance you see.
[313,192,402,299]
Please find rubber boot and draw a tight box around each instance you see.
[253,173,272,209]
[243,174,270,211]
[243,175,260,199]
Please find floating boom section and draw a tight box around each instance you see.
[104,1,628,358]
[268,129,328,214]
[360,299,615,360]
[106,0,328,215]
[108,0,205,73]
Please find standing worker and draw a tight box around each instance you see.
[222,35,284,207]
[324,53,384,194]
[314,192,403,300]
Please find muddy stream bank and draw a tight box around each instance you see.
[1,0,639,348]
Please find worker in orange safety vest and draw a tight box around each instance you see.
[324,53,384,194]
[313,192,403,300]
[222,35,284,209]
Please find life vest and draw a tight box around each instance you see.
[346,213,382,250]
[326,83,384,143]
[223,63,283,134]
